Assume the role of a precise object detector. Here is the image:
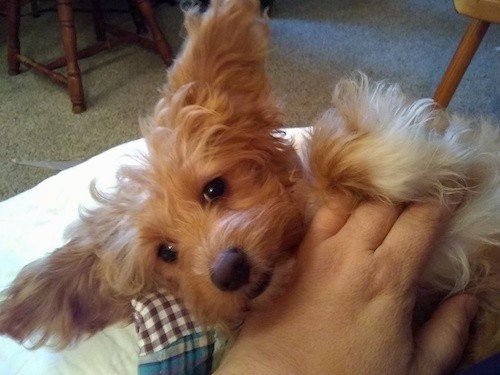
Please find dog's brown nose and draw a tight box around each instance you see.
[210,248,250,292]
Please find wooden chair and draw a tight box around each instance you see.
[7,0,174,113]
[433,0,500,108]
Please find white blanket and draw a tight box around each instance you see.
[0,139,147,375]
[0,128,307,374]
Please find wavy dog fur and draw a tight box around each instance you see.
[1,0,500,364]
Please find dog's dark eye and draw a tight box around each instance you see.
[203,177,226,202]
[158,243,178,263]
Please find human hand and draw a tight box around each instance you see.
[216,194,478,375]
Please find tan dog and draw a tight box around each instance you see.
[1,0,499,364]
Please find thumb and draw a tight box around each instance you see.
[413,294,478,375]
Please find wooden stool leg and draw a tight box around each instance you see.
[433,19,490,108]
[7,0,21,76]
[91,0,106,41]
[127,0,148,34]
[30,0,40,17]
[57,0,86,113]
[135,0,173,65]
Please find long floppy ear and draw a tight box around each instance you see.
[161,0,281,130]
[0,243,132,350]
[0,177,153,350]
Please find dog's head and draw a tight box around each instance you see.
[0,0,306,348]
[134,0,306,328]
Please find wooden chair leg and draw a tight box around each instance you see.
[433,18,490,108]
[7,0,21,76]
[57,0,86,113]
[91,0,106,41]
[127,0,148,34]
[30,0,40,17]
[135,0,173,65]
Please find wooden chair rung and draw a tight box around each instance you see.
[6,0,174,113]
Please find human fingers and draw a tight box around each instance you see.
[333,200,403,253]
[299,192,354,252]
[412,294,478,375]
[376,196,462,284]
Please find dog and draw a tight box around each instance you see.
[1,0,499,365]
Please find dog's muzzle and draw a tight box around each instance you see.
[210,247,250,292]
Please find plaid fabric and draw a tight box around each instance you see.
[132,291,216,375]
[137,332,214,375]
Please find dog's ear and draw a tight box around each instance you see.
[162,0,282,130]
[0,181,153,349]
[0,243,131,349]
[169,0,269,96]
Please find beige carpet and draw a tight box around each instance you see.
[0,0,499,201]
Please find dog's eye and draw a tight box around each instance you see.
[203,177,226,202]
[158,243,178,263]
